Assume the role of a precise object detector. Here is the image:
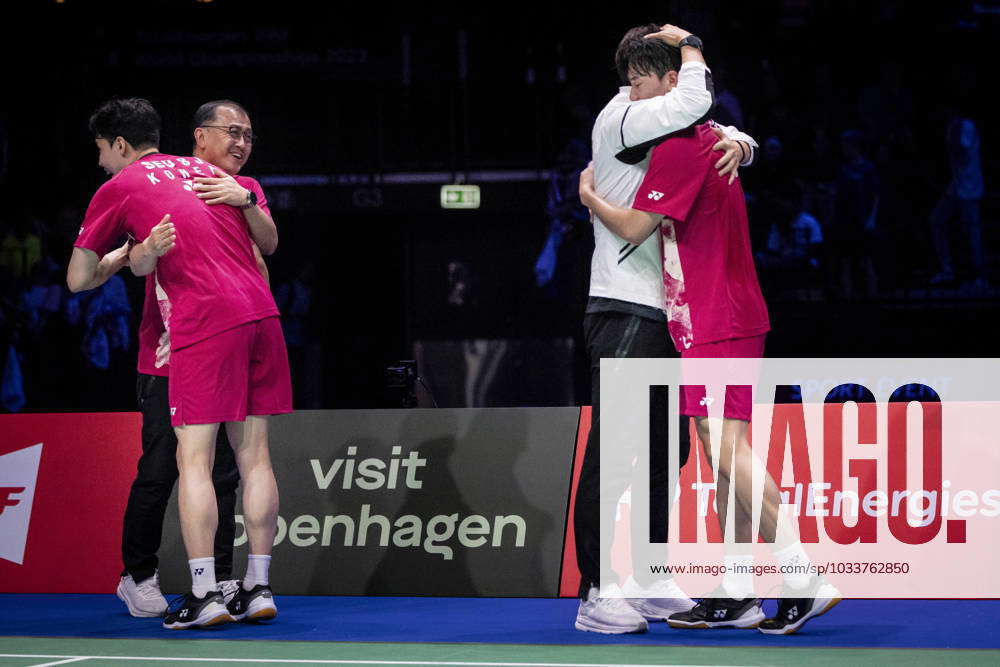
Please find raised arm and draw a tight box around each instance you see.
[578,164,660,245]
[617,26,712,153]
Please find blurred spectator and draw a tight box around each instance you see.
[744,135,789,249]
[858,61,914,139]
[534,138,591,289]
[830,129,879,300]
[759,188,824,271]
[873,118,925,292]
[0,214,42,281]
[1,341,25,413]
[929,109,986,291]
[66,272,131,370]
[447,260,472,307]
[712,68,745,129]
[274,260,320,407]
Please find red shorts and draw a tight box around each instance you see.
[169,316,293,426]
[679,334,766,422]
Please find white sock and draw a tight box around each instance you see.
[188,557,216,598]
[244,554,271,590]
[774,542,812,589]
[723,554,754,600]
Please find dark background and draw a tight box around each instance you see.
[0,0,996,413]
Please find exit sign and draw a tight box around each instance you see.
[440,184,481,209]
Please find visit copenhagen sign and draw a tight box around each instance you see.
[159,408,579,596]
[600,358,1000,598]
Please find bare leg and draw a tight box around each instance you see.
[696,418,752,543]
[695,417,793,548]
[175,423,221,559]
[226,416,279,555]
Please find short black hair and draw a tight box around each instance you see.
[192,99,250,133]
[615,24,680,83]
[88,98,160,149]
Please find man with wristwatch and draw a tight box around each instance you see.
[573,22,759,634]
[190,99,274,250]
[102,96,291,628]
[113,100,276,620]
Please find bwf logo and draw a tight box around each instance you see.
[0,444,43,565]
[647,190,664,200]
[0,487,25,515]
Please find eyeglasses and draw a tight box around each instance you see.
[200,125,257,144]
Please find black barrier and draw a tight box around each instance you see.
[158,408,580,596]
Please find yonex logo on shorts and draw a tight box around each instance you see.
[699,396,715,407]
[170,407,177,416]
[648,190,664,200]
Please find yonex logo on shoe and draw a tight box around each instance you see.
[179,609,189,618]
[713,609,726,619]
[648,190,664,200]
[787,606,799,620]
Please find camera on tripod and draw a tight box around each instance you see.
[384,360,418,408]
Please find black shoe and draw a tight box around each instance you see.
[758,577,841,635]
[226,583,277,622]
[162,591,232,630]
[667,594,764,629]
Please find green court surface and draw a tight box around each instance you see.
[1,638,998,667]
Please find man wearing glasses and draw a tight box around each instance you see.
[78,99,286,628]
[190,100,271,236]
[119,99,275,617]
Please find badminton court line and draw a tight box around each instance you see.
[3,654,748,667]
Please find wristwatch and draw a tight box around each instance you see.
[678,35,703,51]
[240,189,258,210]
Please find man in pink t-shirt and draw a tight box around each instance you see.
[580,123,767,414]
[68,98,290,630]
[579,123,839,634]
[125,101,277,624]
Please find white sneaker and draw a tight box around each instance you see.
[116,571,168,618]
[574,583,648,634]
[622,574,697,621]
[217,579,241,605]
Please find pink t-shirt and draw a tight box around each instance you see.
[132,175,269,376]
[632,123,769,350]
[76,154,278,353]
